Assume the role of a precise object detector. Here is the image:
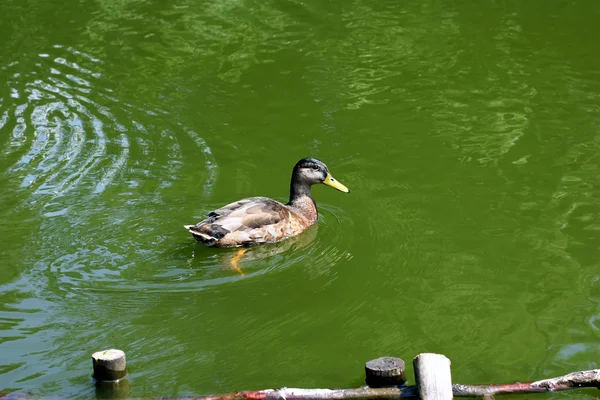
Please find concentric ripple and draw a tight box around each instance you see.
[106,200,356,294]
[1,46,128,202]
[0,45,217,212]
[0,45,220,299]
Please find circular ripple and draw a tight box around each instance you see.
[0,45,218,297]
[111,202,356,293]
[0,45,217,210]
[1,47,130,203]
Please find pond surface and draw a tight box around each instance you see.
[1,0,600,398]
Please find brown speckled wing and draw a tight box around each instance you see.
[207,197,286,233]
[209,198,254,218]
[240,201,287,229]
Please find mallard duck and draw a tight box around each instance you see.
[184,158,349,248]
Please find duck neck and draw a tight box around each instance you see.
[288,180,318,223]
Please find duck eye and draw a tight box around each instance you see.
[311,165,320,171]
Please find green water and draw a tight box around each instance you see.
[1,0,600,397]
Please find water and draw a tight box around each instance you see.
[1,0,600,397]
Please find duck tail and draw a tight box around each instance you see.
[184,225,218,245]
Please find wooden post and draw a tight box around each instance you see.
[365,357,406,387]
[413,353,453,400]
[92,349,129,399]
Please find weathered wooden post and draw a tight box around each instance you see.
[414,353,453,400]
[365,357,407,387]
[92,349,129,399]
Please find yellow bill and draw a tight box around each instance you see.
[323,173,350,193]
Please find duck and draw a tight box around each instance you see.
[184,158,349,249]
